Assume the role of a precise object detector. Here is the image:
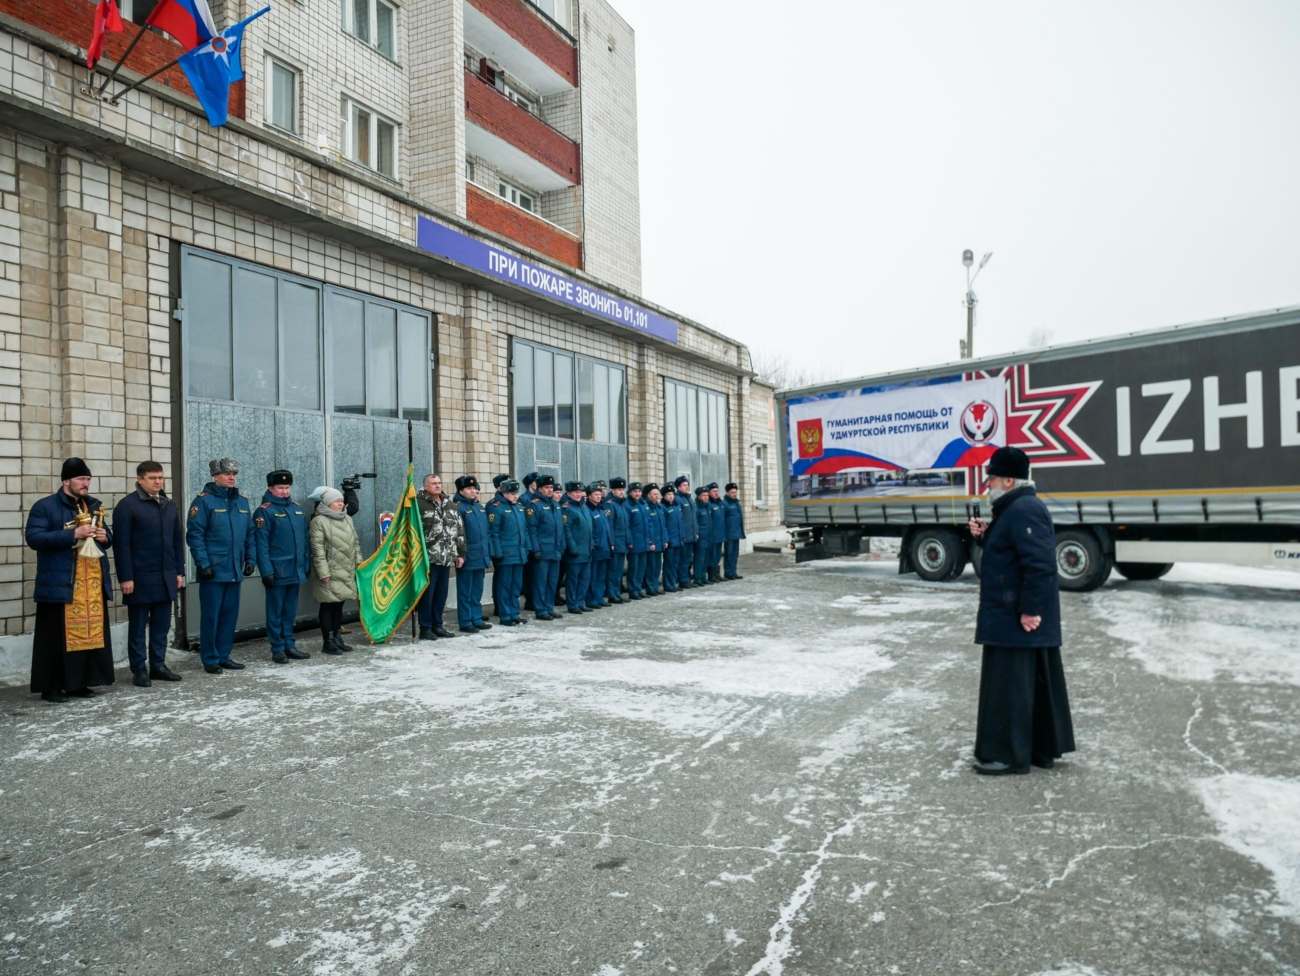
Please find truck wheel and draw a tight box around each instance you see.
[909,528,965,582]
[1055,529,1112,592]
[1115,562,1174,581]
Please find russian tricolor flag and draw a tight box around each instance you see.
[146,0,218,51]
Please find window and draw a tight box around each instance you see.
[503,82,538,116]
[665,378,728,456]
[465,156,475,182]
[330,293,430,419]
[755,445,766,503]
[119,0,159,25]
[266,58,299,134]
[498,180,535,213]
[513,340,625,445]
[344,0,396,58]
[342,98,397,178]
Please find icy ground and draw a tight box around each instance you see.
[1,552,1297,976]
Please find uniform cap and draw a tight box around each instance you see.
[61,457,92,480]
[501,479,521,494]
[674,476,689,487]
[986,446,1030,480]
[537,475,555,488]
[564,480,584,492]
[725,482,738,492]
[644,483,659,494]
[524,472,540,486]
[609,477,627,489]
[706,482,719,491]
[628,481,642,492]
[492,474,510,489]
[209,457,239,476]
[585,482,604,494]
[458,475,479,490]
[695,485,709,496]
[266,469,293,486]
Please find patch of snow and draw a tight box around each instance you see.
[1026,967,1109,976]
[1197,774,1300,922]
[1161,562,1300,590]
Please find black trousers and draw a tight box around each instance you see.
[975,645,1076,770]
[318,601,344,639]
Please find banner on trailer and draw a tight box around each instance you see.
[786,377,1006,497]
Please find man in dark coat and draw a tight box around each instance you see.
[561,482,594,615]
[722,482,746,580]
[113,460,185,687]
[603,478,630,604]
[25,457,115,702]
[968,446,1075,775]
[255,469,312,664]
[185,457,256,675]
[706,484,726,581]
[454,477,492,633]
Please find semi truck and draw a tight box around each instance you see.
[777,306,1300,590]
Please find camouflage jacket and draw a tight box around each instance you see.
[416,491,465,567]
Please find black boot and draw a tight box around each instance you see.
[419,627,436,641]
[433,626,456,638]
[334,630,353,652]
[321,632,343,655]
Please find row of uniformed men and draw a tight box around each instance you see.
[447,473,746,628]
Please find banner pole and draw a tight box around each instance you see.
[108,53,183,104]
[409,420,417,643]
[96,21,150,96]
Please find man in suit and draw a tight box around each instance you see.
[113,460,185,687]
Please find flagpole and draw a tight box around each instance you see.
[96,21,150,96]
[108,53,183,104]
[409,419,417,643]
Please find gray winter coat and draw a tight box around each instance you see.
[309,506,362,603]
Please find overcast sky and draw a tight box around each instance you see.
[611,0,1300,383]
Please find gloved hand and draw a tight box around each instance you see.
[243,562,255,578]
[198,565,215,581]
[529,551,541,562]
[261,576,273,589]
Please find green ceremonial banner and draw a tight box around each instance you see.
[357,465,429,644]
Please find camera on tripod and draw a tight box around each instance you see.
[340,473,376,492]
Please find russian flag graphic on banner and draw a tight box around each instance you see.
[146,0,217,51]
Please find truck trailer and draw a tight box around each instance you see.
[777,306,1300,590]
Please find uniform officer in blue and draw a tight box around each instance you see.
[454,476,493,632]
[722,482,747,580]
[661,482,683,592]
[673,476,697,589]
[488,473,511,619]
[625,482,648,599]
[561,481,594,615]
[525,475,564,620]
[186,457,256,674]
[519,472,540,611]
[603,477,630,604]
[693,485,713,585]
[706,483,727,582]
[586,484,613,608]
[643,485,666,596]
[488,479,529,626]
[254,469,311,663]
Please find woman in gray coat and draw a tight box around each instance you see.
[309,488,362,654]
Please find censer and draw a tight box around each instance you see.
[73,501,106,559]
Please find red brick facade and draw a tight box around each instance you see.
[467,183,582,270]
[0,0,244,119]
[465,71,579,185]
[466,0,577,87]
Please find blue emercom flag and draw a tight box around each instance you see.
[178,6,270,127]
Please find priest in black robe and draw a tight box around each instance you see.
[25,458,116,703]
[967,446,1075,774]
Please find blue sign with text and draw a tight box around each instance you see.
[416,216,679,344]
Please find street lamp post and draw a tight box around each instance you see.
[961,249,993,359]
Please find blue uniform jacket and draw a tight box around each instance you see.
[628,498,649,554]
[606,495,631,551]
[676,494,698,544]
[708,499,726,545]
[489,499,530,565]
[112,488,184,604]
[588,501,613,559]
[723,497,747,542]
[525,495,565,561]
[646,501,667,550]
[185,483,255,583]
[26,491,115,604]
[254,490,310,586]
[456,494,491,571]
[562,499,594,563]
[695,499,713,546]
[663,497,684,547]
[975,486,1062,648]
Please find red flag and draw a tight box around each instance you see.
[87,0,125,70]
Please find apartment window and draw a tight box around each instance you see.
[530,0,557,19]
[266,58,299,134]
[341,98,397,178]
[498,180,535,213]
[514,341,625,445]
[665,379,728,456]
[329,292,430,420]
[344,0,396,59]
[755,445,767,502]
[120,0,160,25]
[465,157,475,182]
[503,82,538,116]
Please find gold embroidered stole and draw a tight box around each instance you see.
[64,555,105,652]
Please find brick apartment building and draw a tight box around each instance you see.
[0,0,780,637]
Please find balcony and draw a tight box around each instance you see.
[464,69,580,191]
[467,183,583,269]
[464,0,577,95]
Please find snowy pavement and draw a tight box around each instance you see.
[1,552,1298,976]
